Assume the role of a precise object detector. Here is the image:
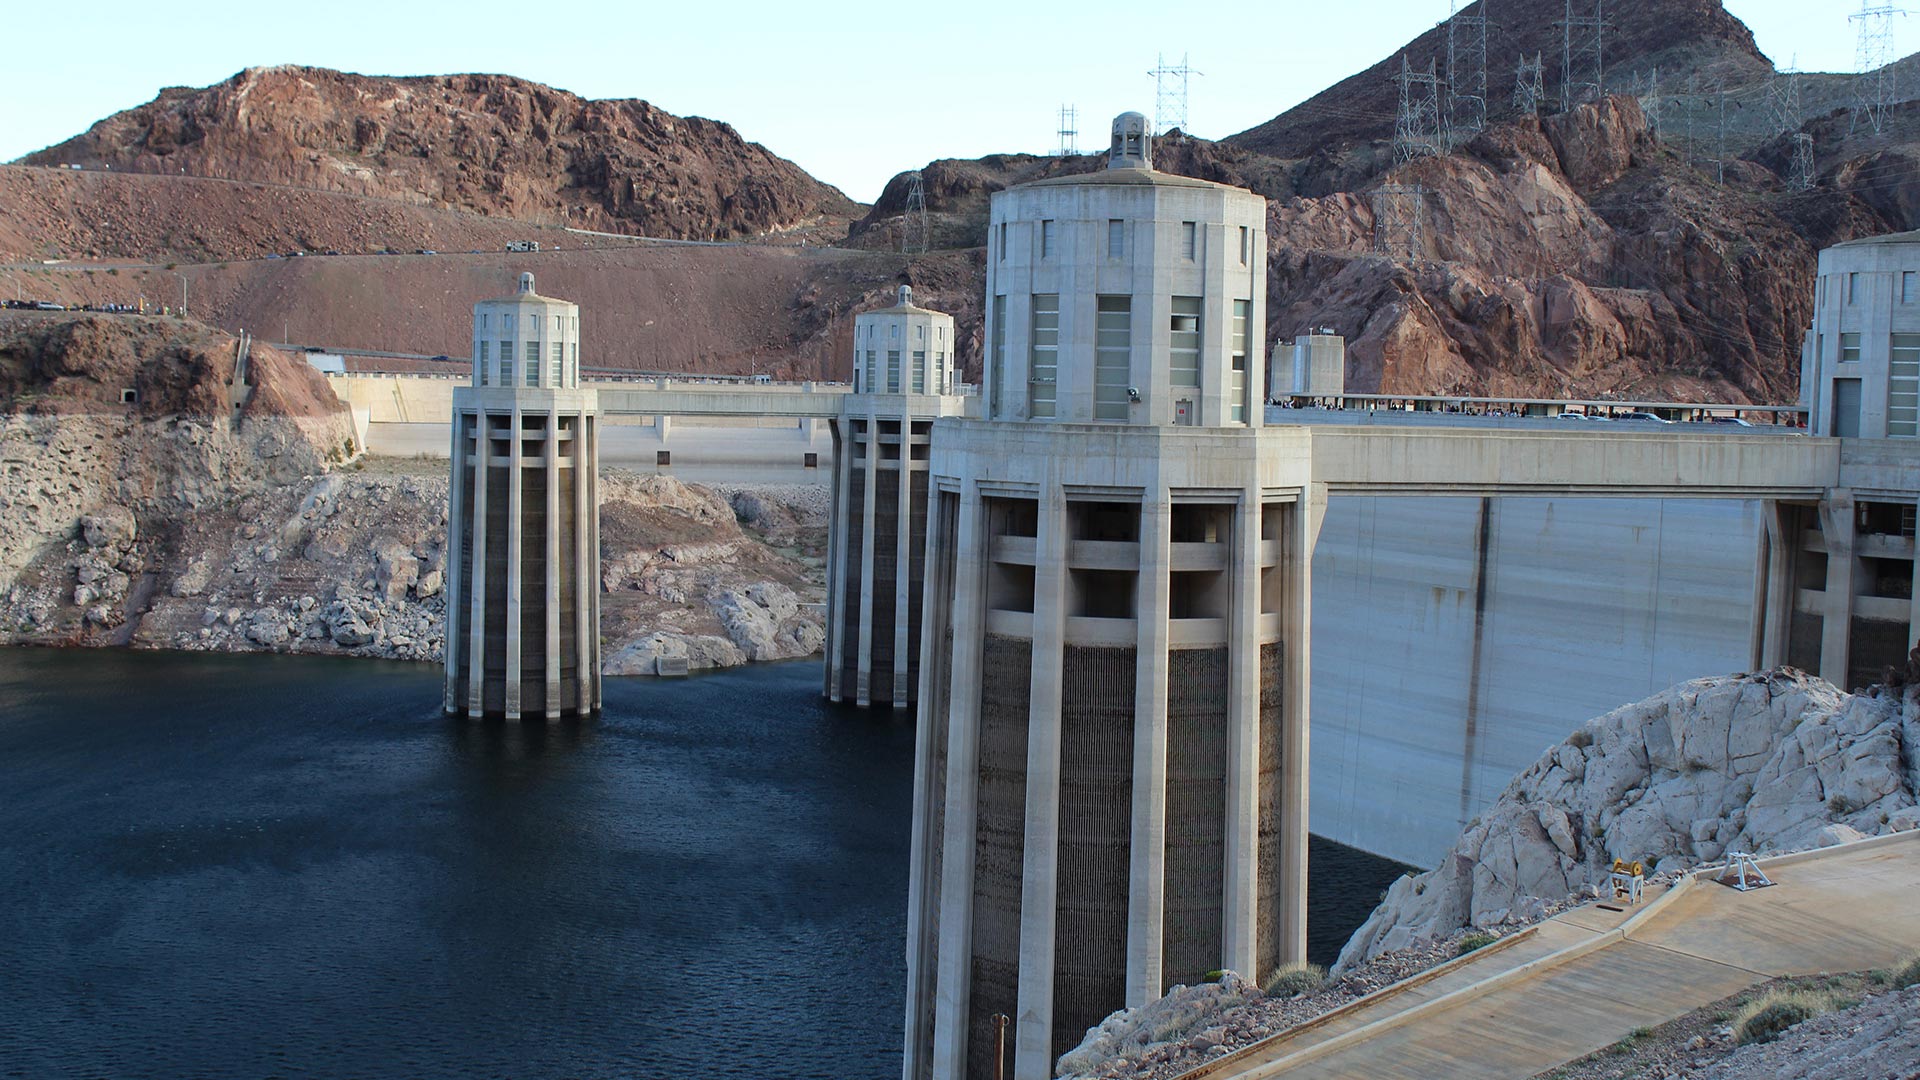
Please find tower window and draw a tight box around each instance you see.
[864,350,877,393]
[551,341,563,385]
[525,341,539,385]
[1848,272,1859,304]
[1239,226,1250,264]
[505,314,515,330]
[1170,297,1201,388]
[998,222,1006,261]
[1041,219,1057,258]
[1029,293,1059,418]
[1182,222,1197,261]
[1891,334,1920,436]
[913,350,927,393]
[1904,271,1915,303]
[1108,219,1124,259]
[1842,333,1862,364]
[990,296,1006,418]
[1231,299,1251,423]
[1094,295,1132,420]
[887,350,902,393]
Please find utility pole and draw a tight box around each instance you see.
[172,271,188,318]
[1148,53,1202,135]
[1851,2,1907,135]
[1557,0,1606,112]
[1446,0,1490,144]
[1392,53,1444,164]
[1056,104,1078,157]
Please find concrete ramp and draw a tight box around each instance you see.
[1188,831,1920,1080]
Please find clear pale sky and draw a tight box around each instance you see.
[0,1,1879,204]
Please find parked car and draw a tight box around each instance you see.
[1710,416,1755,427]
[1617,411,1672,423]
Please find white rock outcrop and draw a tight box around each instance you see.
[1335,669,1920,973]
[1056,973,1261,1079]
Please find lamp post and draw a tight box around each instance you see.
[171,272,188,318]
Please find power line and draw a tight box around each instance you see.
[1851,2,1907,135]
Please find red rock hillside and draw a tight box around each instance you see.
[20,66,859,242]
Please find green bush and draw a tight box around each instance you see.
[1455,931,1498,957]
[1263,963,1326,997]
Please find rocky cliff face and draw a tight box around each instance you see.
[21,66,858,242]
[0,313,353,621]
[1336,669,1920,973]
[1227,0,1770,161]
[0,313,826,669]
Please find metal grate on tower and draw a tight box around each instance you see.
[1557,0,1606,113]
[1446,1,1491,144]
[1148,53,1202,136]
[1057,104,1079,157]
[1372,183,1429,261]
[902,171,930,255]
[1393,54,1445,164]
[1513,52,1546,116]
[1851,2,1907,136]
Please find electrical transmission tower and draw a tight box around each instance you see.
[1639,67,1662,137]
[1557,0,1606,113]
[1446,1,1490,144]
[902,171,929,255]
[1372,184,1429,261]
[1851,2,1906,135]
[1148,53,1202,135]
[1057,104,1078,156]
[1393,54,1445,163]
[1513,52,1546,115]
[1767,62,1804,136]
[1790,133,1817,191]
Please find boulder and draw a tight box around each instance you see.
[1055,973,1259,1080]
[79,504,136,550]
[1334,670,1920,974]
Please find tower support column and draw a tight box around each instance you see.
[1819,491,1856,688]
[1127,490,1172,1005]
[1015,485,1069,1080]
[932,486,988,1080]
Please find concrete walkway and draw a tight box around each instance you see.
[1190,832,1920,1080]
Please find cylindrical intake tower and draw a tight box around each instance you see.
[826,285,960,708]
[902,113,1310,1080]
[444,272,602,719]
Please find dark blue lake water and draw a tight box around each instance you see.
[0,649,1404,1079]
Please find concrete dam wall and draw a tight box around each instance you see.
[1310,496,1762,868]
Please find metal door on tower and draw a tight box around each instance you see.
[1175,398,1194,425]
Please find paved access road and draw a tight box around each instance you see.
[1192,833,1920,1080]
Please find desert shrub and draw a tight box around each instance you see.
[1733,989,1854,1045]
[1735,998,1814,1045]
[1566,728,1593,750]
[1894,956,1920,990]
[1263,963,1325,998]
[1828,794,1860,815]
[1455,932,1498,957]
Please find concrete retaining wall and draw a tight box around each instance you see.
[1310,495,1763,868]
